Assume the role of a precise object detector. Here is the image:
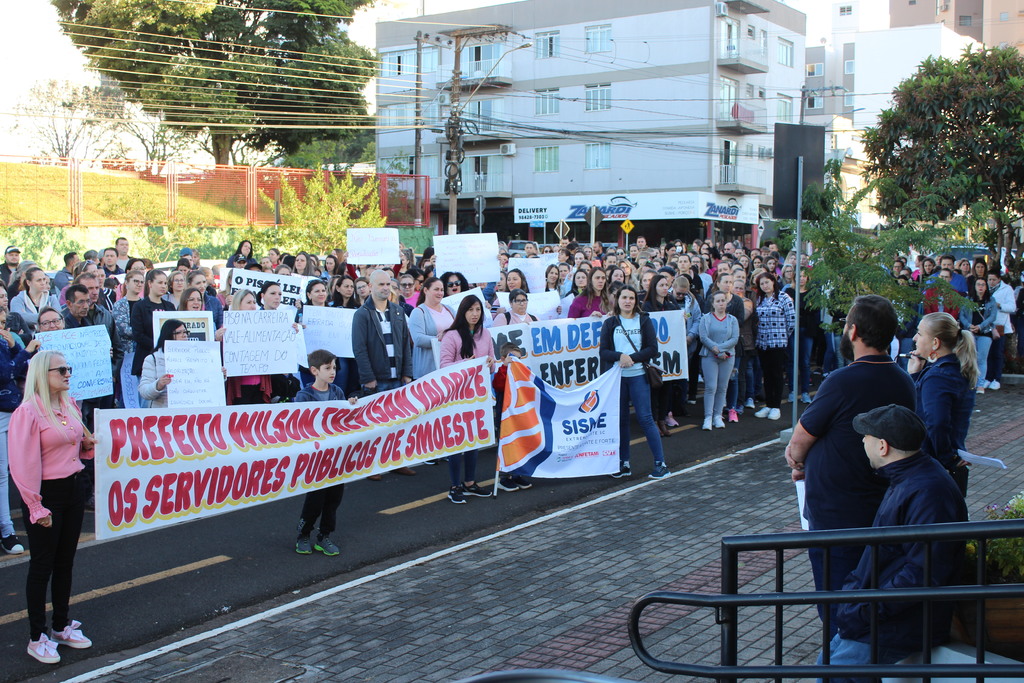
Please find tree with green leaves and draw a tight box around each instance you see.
[863,45,1024,278]
[794,160,962,327]
[265,172,384,255]
[53,0,376,166]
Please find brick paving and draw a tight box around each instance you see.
[43,386,1024,683]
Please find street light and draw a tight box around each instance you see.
[445,41,532,235]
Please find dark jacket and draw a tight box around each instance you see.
[598,313,657,373]
[835,452,967,650]
[910,354,974,471]
[129,298,177,376]
[352,298,413,385]
[0,336,31,412]
[295,383,347,403]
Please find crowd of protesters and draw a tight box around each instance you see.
[0,233,1022,664]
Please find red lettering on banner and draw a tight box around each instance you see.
[216,466,233,505]
[231,462,249,500]
[194,466,214,507]
[176,471,193,509]
[159,473,177,516]
[230,410,262,448]
[108,420,128,464]
[172,415,193,457]
[142,476,161,519]
[107,478,140,526]
[291,451,309,488]
[247,460,264,497]
[273,457,289,490]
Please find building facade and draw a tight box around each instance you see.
[375,0,806,245]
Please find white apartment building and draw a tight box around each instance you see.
[375,0,806,244]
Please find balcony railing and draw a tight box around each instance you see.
[716,164,767,192]
[715,100,768,133]
[719,41,769,73]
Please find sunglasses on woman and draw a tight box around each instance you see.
[48,366,73,376]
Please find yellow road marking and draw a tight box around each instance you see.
[381,423,697,515]
[0,555,231,626]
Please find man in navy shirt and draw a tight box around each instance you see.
[822,404,966,678]
[785,294,916,634]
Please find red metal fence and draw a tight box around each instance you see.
[0,156,429,228]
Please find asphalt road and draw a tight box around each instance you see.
[0,403,798,683]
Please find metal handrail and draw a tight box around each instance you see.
[628,518,1024,680]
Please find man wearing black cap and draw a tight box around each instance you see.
[822,404,966,676]
[784,294,916,634]
[0,246,20,288]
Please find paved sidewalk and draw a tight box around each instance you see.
[43,386,1024,683]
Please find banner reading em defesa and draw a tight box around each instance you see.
[93,358,493,539]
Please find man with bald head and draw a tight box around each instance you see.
[351,269,416,477]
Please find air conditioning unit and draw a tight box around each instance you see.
[499,143,517,156]
[437,92,451,106]
[715,2,729,17]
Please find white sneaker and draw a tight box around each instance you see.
[712,415,725,429]
[989,380,1001,390]
[768,408,781,420]
[702,417,712,431]
[744,398,755,409]
[979,380,990,389]
[754,407,771,418]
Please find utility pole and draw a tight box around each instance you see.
[414,31,424,226]
[800,84,846,125]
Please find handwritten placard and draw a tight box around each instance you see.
[434,233,500,283]
[223,309,300,377]
[301,306,355,359]
[224,268,307,308]
[165,341,225,408]
[37,326,113,400]
[152,311,215,344]
[346,228,401,265]
[495,290,562,320]
[507,253,558,293]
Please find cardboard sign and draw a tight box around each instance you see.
[222,309,300,377]
[164,341,226,408]
[434,233,500,283]
[301,306,355,359]
[225,269,307,308]
[347,228,401,265]
[37,326,113,400]
[152,311,215,344]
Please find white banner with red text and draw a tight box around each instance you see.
[93,358,494,539]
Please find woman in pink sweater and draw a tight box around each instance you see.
[10,351,97,664]
[439,296,495,504]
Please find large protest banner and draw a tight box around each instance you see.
[165,341,226,408]
[93,358,494,539]
[224,268,307,308]
[37,326,113,400]
[434,233,500,283]
[301,306,355,358]
[499,360,621,479]
[152,310,215,343]
[222,309,300,376]
[489,312,688,388]
[347,228,400,265]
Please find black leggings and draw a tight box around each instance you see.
[22,473,88,640]
[758,347,788,409]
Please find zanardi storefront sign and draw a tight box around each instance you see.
[515,191,758,224]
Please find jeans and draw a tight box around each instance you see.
[808,544,865,638]
[896,338,915,371]
[817,633,916,683]
[619,374,664,466]
[298,484,345,537]
[726,364,739,411]
[823,334,848,374]
[758,347,787,409]
[22,473,88,640]
[0,412,12,538]
[448,450,478,487]
[986,333,1006,382]
[702,356,734,419]
[797,335,813,393]
[975,335,992,387]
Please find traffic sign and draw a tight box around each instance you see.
[530,220,545,228]
[554,220,571,239]
[620,219,635,234]
[585,205,604,230]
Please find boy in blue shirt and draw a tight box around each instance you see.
[295,349,356,556]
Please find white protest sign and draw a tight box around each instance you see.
[225,269,307,308]
[37,326,113,400]
[495,290,562,320]
[507,253,558,293]
[222,309,300,377]
[434,233,500,283]
[347,228,401,265]
[165,341,226,408]
[301,306,355,359]
[152,310,215,344]
[442,287,493,328]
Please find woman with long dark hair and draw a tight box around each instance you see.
[599,285,668,480]
[568,268,609,319]
[11,351,97,663]
[959,276,998,393]
[642,273,679,436]
[438,296,495,503]
[408,277,455,379]
[227,240,254,267]
[908,312,978,496]
[328,275,360,308]
[129,270,176,380]
[753,271,794,420]
[138,319,188,409]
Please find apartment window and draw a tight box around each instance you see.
[745,83,755,97]
[745,142,754,157]
[465,98,504,129]
[806,95,822,109]
[844,59,855,74]
[839,5,853,16]
[585,25,612,53]
[534,146,559,172]
[777,95,793,123]
[585,143,611,169]
[757,145,773,159]
[535,31,560,58]
[535,88,559,115]
[381,48,437,78]
[1001,11,1010,20]
[758,87,766,99]
[806,62,824,77]
[377,103,415,127]
[747,25,755,38]
[585,84,611,111]
[959,15,972,26]
[777,39,794,67]
[844,93,856,108]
